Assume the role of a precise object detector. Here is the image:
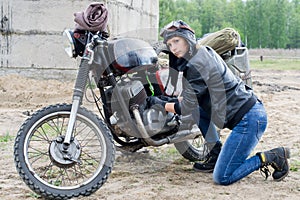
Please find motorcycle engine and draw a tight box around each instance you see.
[109,79,175,137]
[142,105,173,136]
[110,80,147,113]
[109,80,147,135]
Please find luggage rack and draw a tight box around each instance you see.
[223,47,252,87]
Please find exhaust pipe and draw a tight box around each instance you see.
[132,107,201,146]
[132,107,169,146]
[167,124,201,144]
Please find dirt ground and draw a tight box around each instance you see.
[0,69,300,200]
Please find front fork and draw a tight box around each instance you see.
[63,46,94,149]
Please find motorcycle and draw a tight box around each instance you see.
[13,17,252,200]
[13,27,210,199]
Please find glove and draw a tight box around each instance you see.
[160,95,181,114]
[160,95,179,103]
[147,96,167,108]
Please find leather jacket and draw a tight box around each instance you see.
[173,45,257,129]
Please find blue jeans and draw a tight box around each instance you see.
[213,101,267,185]
[193,107,220,143]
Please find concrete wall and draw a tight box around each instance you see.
[0,0,159,79]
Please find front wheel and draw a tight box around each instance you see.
[14,104,115,199]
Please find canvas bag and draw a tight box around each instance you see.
[196,27,241,55]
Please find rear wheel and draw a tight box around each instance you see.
[174,136,209,162]
[14,104,115,199]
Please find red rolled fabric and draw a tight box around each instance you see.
[74,2,108,32]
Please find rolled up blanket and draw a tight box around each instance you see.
[74,2,108,32]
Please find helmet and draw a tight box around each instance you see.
[160,20,196,46]
[160,20,196,55]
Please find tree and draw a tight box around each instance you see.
[287,0,300,48]
[159,0,299,48]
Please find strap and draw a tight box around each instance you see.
[145,70,154,96]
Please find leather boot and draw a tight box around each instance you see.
[256,147,290,181]
[193,141,222,173]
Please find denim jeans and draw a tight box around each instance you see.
[213,101,267,185]
[193,106,220,143]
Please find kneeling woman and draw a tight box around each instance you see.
[148,20,290,185]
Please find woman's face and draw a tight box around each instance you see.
[166,36,189,58]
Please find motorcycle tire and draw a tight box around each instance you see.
[14,103,115,199]
[174,137,208,162]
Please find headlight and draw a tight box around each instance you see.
[62,29,87,58]
[63,29,76,58]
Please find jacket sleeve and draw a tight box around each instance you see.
[174,46,226,117]
[177,64,208,116]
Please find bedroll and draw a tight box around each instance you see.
[197,28,241,55]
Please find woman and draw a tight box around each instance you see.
[148,20,290,185]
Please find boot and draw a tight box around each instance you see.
[193,141,222,173]
[256,147,290,181]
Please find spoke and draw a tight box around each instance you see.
[78,131,99,147]
[49,167,65,187]
[28,149,49,164]
[74,120,90,138]
[76,164,88,179]
[43,162,55,177]
[61,168,69,186]
[35,127,52,143]
[49,117,67,136]
[23,111,108,189]
[75,125,94,143]
[80,143,102,157]
[55,116,67,135]
[81,145,102,153]
[37,161,55,180]
[77,164,95,177]
[72,164,86,183]
[32,117,67,144]
[81,151,100,162]
[80,152,101,170]
[60,165,83,186]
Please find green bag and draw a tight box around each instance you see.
[197,28,240,55]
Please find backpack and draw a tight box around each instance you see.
[196,28,241,55]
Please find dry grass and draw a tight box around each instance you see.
[249,48,300,58]
[248,48,300,70]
